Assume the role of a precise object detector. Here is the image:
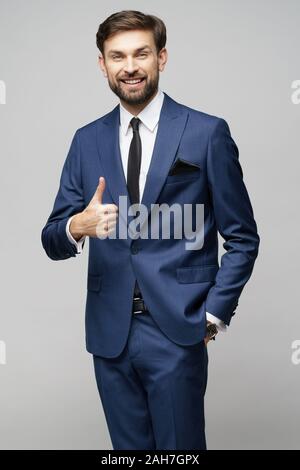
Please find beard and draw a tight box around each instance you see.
[107,70,159,106]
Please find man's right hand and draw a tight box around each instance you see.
[69,176,119,241]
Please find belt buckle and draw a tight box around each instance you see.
[132,297,146,315]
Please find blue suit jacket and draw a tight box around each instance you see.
[41,92,260,358]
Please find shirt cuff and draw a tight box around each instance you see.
[66,215,86,254]
[206,312,228,332]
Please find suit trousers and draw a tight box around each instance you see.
[92,309,209,450]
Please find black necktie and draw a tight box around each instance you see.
[127,117,143,299]
[127,117,142,206]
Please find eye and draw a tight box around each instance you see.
[138,53,147,57]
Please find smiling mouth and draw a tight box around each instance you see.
[120,77,146,87]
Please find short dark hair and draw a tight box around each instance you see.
[96,10,167,57]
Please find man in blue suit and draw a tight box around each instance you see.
[41,10,260,450]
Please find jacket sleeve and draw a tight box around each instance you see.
[205,118,260,325]
[41,130,86,260]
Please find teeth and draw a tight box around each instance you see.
[123,79,143,84]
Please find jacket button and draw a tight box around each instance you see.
[131,244,139,254]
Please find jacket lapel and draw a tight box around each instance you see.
[139,93,188,231]
[96,103,130,214]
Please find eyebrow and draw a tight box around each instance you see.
[108,46,151,56]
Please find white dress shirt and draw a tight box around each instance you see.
[66,88,227,332]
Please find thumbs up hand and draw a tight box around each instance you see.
[69,177,119,240]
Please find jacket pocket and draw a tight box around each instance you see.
[168,157,201,175]
[87,274,102,292]
[176,265,219,283]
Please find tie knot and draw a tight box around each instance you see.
[130,117,140,132]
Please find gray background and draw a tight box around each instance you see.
[0,0,299,450]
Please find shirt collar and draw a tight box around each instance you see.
[119,88,164,135]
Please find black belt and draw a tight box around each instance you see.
[132,280,148,315]
[132,297,148,315]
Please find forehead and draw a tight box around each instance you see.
[104,29,155,55]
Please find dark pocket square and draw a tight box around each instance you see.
[168,158,201,176]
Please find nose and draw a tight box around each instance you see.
[122,57,139,75]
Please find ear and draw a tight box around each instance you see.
[98,55,107,77]
[158,48,168,72]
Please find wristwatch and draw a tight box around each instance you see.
[206,323,218,341]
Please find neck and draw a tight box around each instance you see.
[120,88,159,116]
